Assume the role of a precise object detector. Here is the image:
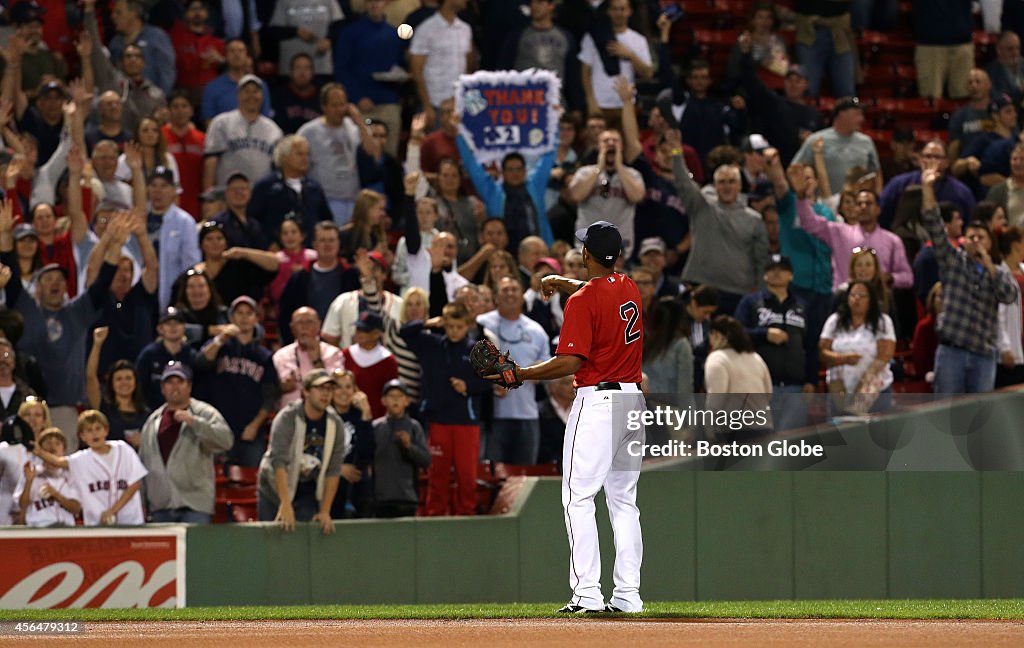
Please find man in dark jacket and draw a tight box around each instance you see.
[277,222,359,344]
[734,255,815,432]
[247,134,333,246]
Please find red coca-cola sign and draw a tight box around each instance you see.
[0,528,186,608]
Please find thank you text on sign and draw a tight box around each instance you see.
[455,69,561,164]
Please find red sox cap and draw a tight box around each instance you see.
[575,221,622,268]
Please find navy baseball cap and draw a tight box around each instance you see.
[381,378,411,397]
[355,311,384,332]
[765,254,793,272]
[10,2,45,26]
[575,221,622,268]
[161,361,192,382]
[229,295,258,315]
[148,165,175,184]
[158,306,186,324]
[33,263,67,281]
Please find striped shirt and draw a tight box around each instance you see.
[361,280,420,401]
[921,206,1017,355]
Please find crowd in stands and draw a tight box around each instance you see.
[1,0,1024,529]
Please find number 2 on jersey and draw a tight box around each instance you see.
[620,301,641,345]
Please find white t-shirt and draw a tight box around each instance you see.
[66,440,148,526]
[409,12,473,106]
[821,313,896,392]
[14,458,79,527]
[578,28,652,108]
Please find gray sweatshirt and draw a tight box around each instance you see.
[373,414,431,504]
[138,398,234,514]
[674,155,769,296]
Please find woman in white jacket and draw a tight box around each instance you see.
[996,227,1024,387]
[704,315,773,441]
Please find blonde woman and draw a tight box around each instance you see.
[483,250,518,295]
[0,396,51,524]
[339,189,390,262]
[116,118,180,187]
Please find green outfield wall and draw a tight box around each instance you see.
[104,390,1024,604]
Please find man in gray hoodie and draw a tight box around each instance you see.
[138,362,233,523]
[669,128,769,316]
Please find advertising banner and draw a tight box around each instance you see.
[0,527,186,609]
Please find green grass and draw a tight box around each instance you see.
[2,600,1024,622]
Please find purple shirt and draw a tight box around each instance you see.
[796,199,914,291]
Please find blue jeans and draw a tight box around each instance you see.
[771,384,809,433]
[487,419,541,465]
[796,26,856,98]
[791,286,833,380]
[149,508,212,524]
[933,344,998,394]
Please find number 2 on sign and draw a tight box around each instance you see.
[483,125,521,146]
[620,301,640,345]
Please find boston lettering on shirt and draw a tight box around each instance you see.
[226,136,276,155]
[216,355,267,381]
[87,478,130,493]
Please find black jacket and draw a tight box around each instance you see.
[246,171,333,246]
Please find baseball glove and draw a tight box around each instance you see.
[470,338,524,389]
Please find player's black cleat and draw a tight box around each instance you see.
[604,603,641,613]
[556,603,604,614]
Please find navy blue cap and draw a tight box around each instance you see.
[575,221,622,268]
[381,378,411,396]
[158,306,186,324]
[765,254,792,271]
[355,310,384,332]
[161,361,192,382]
[10,2,45,26]
[148,165,175,184]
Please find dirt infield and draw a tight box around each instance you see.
[6,619,1024,647]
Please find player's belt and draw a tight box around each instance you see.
[595,382,641,391]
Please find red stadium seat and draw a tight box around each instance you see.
[225,464,259,485]
[230,501,259,522]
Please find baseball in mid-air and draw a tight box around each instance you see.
[397,23,414,40]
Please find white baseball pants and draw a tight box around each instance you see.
[562,383,645,612]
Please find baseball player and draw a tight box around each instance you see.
[34,410,148,526]
[481,221,646,613]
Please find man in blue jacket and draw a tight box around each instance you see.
[333,0,407,157]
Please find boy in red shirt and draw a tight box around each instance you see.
[342,311,398,420]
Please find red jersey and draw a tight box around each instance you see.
[163,124,205,221]
[169,23,225,89]
[556,273,643,388]
[40,231,77,298]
